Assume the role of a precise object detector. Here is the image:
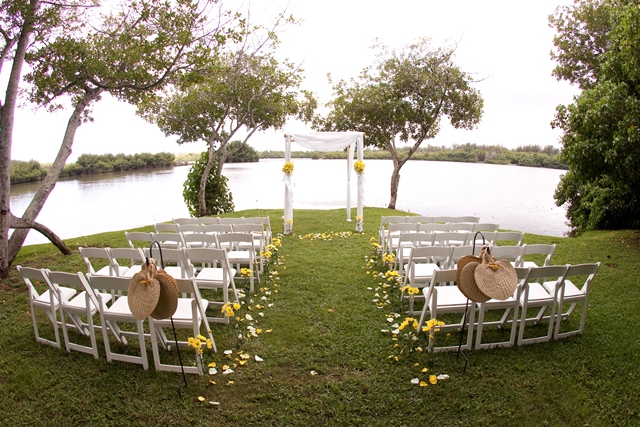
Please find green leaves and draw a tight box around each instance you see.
[551,1,640,233]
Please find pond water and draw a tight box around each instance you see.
[10,158,569,245]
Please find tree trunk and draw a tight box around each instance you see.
[198,146,216,216]
[7,88,101,268]
[0,0,40,278]
[388,164,401,210]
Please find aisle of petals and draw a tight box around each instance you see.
[364,237,449,387]
[189,235,285,403]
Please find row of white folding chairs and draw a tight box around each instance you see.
[125,230,265,277]
[414,262,600,352]
[401,243,556,287]
[80,243,257,295]
[171,216,271,232]
[389,231,524,267]
[17,265,215,374]
[383,224,502,253]
[378,215,480,245]
[156,221,271,239]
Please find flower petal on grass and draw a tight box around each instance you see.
[255,355,264,362]
[208,368,218,375]
[411,378,419,385]
[198,396,205,402]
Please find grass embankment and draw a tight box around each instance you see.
[1,208,638,426]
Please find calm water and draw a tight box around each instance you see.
[10,159,569,245]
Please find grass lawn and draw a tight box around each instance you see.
[1,207,638,426]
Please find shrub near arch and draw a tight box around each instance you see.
[183,152,234,217]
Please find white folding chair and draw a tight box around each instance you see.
[181,232,218,249]
[173,217,195,225]
[446,245,477,270]
[455,216,480,223]
[184,247,239,324]
[154,223,179,233]
[79,247,124,276]
[385,223,419,254]
[489,245,525,267]
[242,216,272,242]
[108,247,146,277]
[474,267,529,350]
[203,223,233,235]
[85,274,149,370]
[378,215,407,246]
[125,231,154,249]
[418,223,448,233]
[472,223,500,233]
[234,223,267,273]
[548,262,600,339]
[178,224,205,235]
[217,217,243,226]
[406,216,432,224]
[17,265,77,349]
[46,270,113,359]
[143,247,189,279]
[518,244,556,268]
[466,231,497,247]
[152,232,184,249]
[517,265,568,345]
[149,276,216,374]
[445,222,475,233]
[430,216,456,224]
[432,231,468,247]
[418,269,475,352]
[215,232,259,291]
[403,246,452,305]
[195,217,220,225]
[392,232,434,273]
[492,231,525,246]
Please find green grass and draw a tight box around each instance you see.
[1,208,638,426]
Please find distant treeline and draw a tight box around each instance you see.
[10,152,175,184]
[11,144,566,185]
[261,143,567,169]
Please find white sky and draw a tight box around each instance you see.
[8,0,578,163]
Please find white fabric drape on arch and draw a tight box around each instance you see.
[283,132,364,234]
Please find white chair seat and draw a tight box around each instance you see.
[105,296,135,318]
[520,282,553,303]
[432,285,469,309]
[121,265,142,277]
[196,267,226,281]
[37,287,77,306]
[543,279,582,298]
[411,263,440,279]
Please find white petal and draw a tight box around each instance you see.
[254,355,264,362]
[223,349,233,355]
[437,374,449,380]
[245,314,254,321]
[411,378,420,385]
[222,369,234,375]
[208,368,218,375]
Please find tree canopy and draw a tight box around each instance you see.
[550,0,640,233]
[139,34,316,216]
[315,38,483,209]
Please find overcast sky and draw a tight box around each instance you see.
[9,0,578,163]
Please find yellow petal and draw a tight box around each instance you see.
[198,396,205,402]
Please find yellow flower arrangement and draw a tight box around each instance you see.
[282,161,294,174]
[353,160,365,174]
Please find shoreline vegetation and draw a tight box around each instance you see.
[10,143,566,185]
[1,208,638,425]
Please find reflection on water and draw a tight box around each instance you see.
[10,159,569,245]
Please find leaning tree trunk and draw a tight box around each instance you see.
[0,0,40,278]
[7,89,101,267]
[388,165,401,210]
[198,146,217,217]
